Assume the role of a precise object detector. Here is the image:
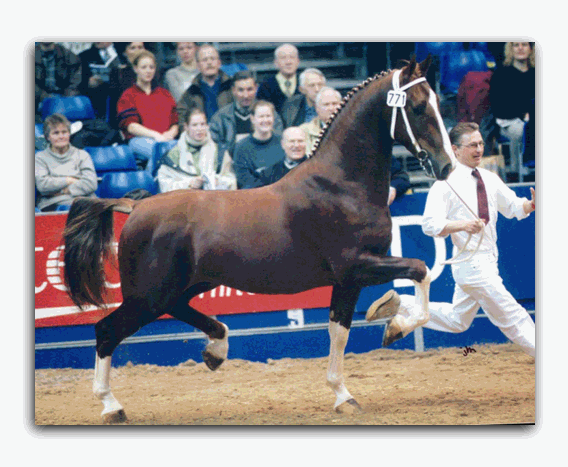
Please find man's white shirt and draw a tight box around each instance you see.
[421,162,530,259]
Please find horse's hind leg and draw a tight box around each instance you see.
[327,284,363,413]
[168,286,229,371]
[93,300,161,423]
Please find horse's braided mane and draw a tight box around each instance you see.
[307,69,391,158]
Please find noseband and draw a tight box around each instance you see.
[388,70,435,178]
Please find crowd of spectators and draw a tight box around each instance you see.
[35,41,535,212]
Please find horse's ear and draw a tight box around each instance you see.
[403,55,417,79]
[419,54,432,76]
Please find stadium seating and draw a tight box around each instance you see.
[414,42,464,62]
[84,145,138,175]
[220,63,248,76]
[440,50,489,94]
[40,95,96,121]
[145,141,175,177]
[96,171,159,198]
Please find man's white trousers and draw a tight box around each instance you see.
[400,252,535,357]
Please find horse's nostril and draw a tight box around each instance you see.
[440,162,453,180]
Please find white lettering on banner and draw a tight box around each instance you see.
[104,242,120,289]
[390,216,447,288]
[198,287,255,299]
[35,247,47,294]
[47,246,68,292]
[287,309,305,328]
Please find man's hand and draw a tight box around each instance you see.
[388,187,396,205]
[462,219,485,234]
[524,187,535,214]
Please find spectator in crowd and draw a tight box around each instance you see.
[281,68,326,127]
[164,42,199,102]
[108,42,146,127]
[35,42,82,121]
[257,43,302,114]
[233,100,286,189]
[368,122,536,357]
[389,158,411,205]
[300,86,342,153]
[79,42,121,119]
[210,70,284,157]
[116,50,179,163]
[35,113,97,211]
[259,127,308,186]
[489,42,535,179]
[177,44,233,123]
[157,107,236,192]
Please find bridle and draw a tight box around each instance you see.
[389,69,484,265]
[388,69,435,178]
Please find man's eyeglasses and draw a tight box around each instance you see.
[460,141,485,149]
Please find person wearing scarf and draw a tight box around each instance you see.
[35,113,97,211]
[157,108,237,192]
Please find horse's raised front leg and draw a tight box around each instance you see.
[349,253,431,347]
[327,284,363,413]
[368,267,432,347]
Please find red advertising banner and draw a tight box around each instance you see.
[35,212,332,328]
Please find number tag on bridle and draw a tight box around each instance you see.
[387,90,407,108]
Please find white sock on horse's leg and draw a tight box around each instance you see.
[93,354,125,421]
[327,321,357,411]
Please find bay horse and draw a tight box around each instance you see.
[63,56,456,423]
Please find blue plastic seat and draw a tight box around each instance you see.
[145,141,177,177]
[41,95,96,121]
[55,205,71,212]
[220,63,248,77]
[414,42,463,61]
[440,50,489,94]
[96,171,159,198]
[84,145,138,174]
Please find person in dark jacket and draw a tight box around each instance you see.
[210,70,284,157]
[176,44,233,123]
[256,43,302,115]
[35,42,82,120]
[79,42,122,118]
[258,126,307,186]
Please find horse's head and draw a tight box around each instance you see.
[388,56,456,180]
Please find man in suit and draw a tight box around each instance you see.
[257,43,301,115]
[177,44,233,124]
[281,68,326,128]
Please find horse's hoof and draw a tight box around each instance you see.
[102,409,127,424]
[335,398,364,414]
[365,290,401,322]
[382,317,404,347]
[202,350,224,371]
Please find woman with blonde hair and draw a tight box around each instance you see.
[489,42,535,179]
[157,107,236,192]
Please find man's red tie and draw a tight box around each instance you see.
[472,168,490,224]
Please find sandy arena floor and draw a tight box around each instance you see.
[34,342,535,426]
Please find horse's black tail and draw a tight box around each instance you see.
[63,197,136,310]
